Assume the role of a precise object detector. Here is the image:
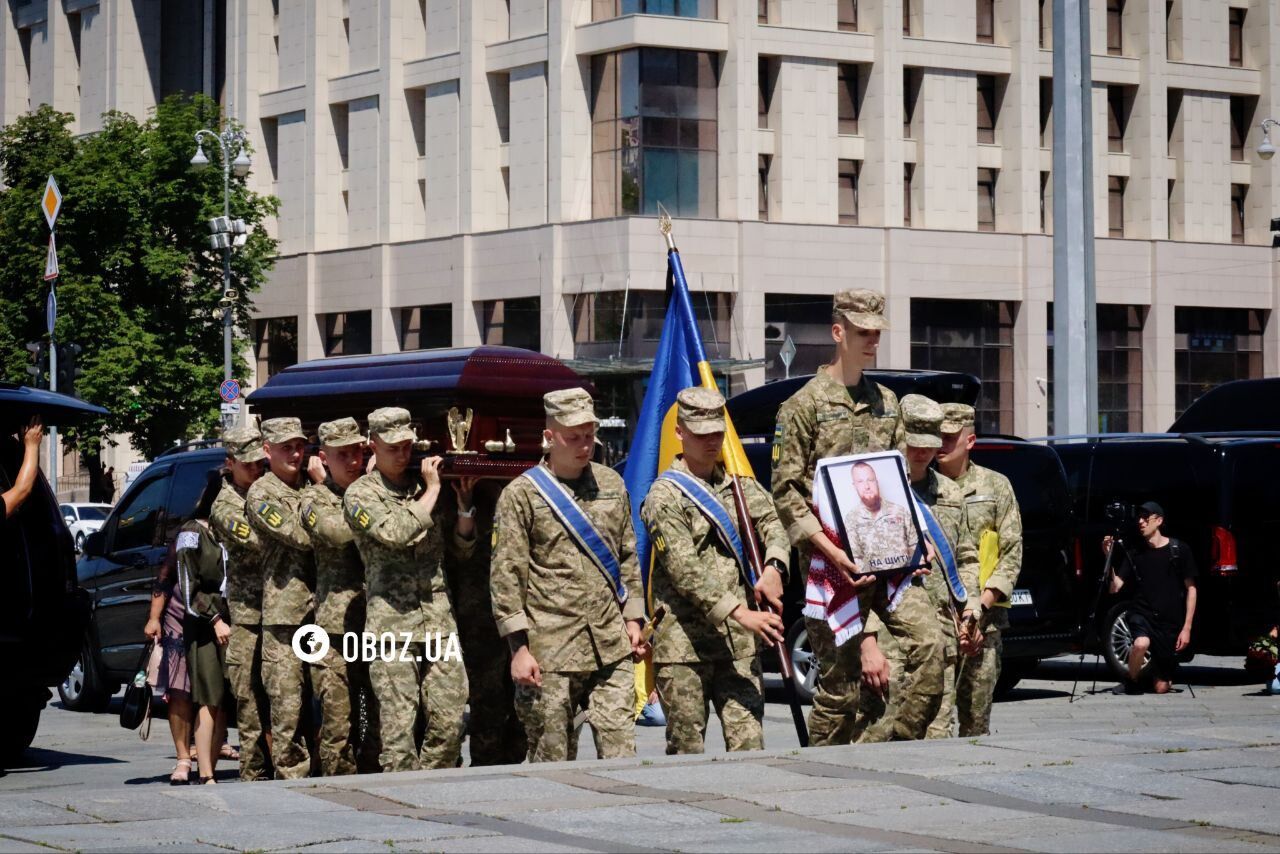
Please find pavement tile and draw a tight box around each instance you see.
[357,776,651,813]
[1116,748,1280,773]
[405,835,591,853]
[1188,766,1280,789]
[592,761,843,796]
[737,782,938,817]
[0,795,99,828]
[927,768,1152,809]
[167,784,356,816]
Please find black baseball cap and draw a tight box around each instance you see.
[1138,501,1164,518]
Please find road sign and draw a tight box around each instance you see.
[43,234,58,281]
[41,175,62,229]
[779,335,797,379]
[220,402,241,415]
[219,379,241,402]
[46,289,56,336]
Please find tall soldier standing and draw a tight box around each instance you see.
[641,387,789,755]
[770,289,943,745]
[491,388,647,763]
[344,407,475,771]
[211,425,273,781]
[936,402,1022,736]
[300,418,373,775]
[246,417,318,779]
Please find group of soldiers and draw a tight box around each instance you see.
[206,286,1022,779]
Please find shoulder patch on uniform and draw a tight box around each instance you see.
[303,504,318,530]
[771,423,785,465]
[255,500,285,529]
[490,528,499,549]
[651,529,667,553]
[347,502,372,531]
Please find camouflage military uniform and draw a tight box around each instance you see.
[301,478,367,776]
[246,418,317,780]
[950,457,1022,736]
[492,455,645,763]
[642,447,790,754]
[772,340,946,745]
[844,498,919,575]
[344,408,472,772]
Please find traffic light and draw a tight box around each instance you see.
[24,341,48,388]
[56,342,83,398]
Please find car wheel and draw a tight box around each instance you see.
[784,619,819,703]
[1103,603,1151,683]
[0,690,46,764]
[58,638,112,713]
[74,531,86,553]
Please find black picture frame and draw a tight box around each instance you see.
[818,451,929,577]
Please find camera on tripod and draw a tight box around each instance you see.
[1103,500,1141,540]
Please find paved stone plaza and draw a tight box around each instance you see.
[2,657,1279,853]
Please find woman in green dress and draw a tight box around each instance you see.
[177,470,232,784]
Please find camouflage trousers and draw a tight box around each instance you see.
[515,658,636,763]
[655,657,764,755]
[855,601,954,743]
[310,643,371,777]
[225,624,273,781]
[955,625,1002,737]
[261,625,312,779]
[808,581,944,746]
[460,641,526,766]
[368,642,468,772]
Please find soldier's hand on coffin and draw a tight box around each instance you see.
[420,455,443,490]
[753,564,786,613]
[307,455,326,485]
[626,619,649,660]
[732,605,785,645]
[859,634,891,697]
[511,645,542,687]
[451,476,478,511]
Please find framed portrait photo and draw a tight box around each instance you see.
[816,451,929,577]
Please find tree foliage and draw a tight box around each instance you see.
[0,96,278,458]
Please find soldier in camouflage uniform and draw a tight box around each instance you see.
[344,407,475,772]
[937,402,1022,736]
[300,417,371,776]
[770,289,943,745]
[210,426,273,781]
[844,462,919,575]
[246,417,318,779]
[641,387,790,755]
[854,395,982,741]
[491,388,646,763]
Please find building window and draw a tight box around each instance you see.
[1107,86,1132,153]
[482,297,541,351]
[571,291,732,360]
[838,0,857,31]
[591,49,719,218]
[1108,176,1126,238]
[911,299,1015,435]
[903,68,921,139]
[1107,0,1124,55]
[1229,7,1245,67]
[593,0,716,20]
[399,304,451,351]
[758,57,777,129]
[1231,183,1246,244]
[1175,307,1263,417]
[838,64,862,135]
[1039,77,1052,147]
[758,0,767,23]
[758,154,771,221]
[254,317,299,382]
[1047,303,1145,433]
[1230,95,1255,162]
[903,0,913,35]
[322,310,372,357]
[903,163,914,227]
[977,75,998,144]
[977,168,997,232]
[1167,178,1176,239]
[764,295,840,381]
[1039,0,1049,48]
[838,159,859,225]
[1040,171,1050,233]
[976,0,994,43]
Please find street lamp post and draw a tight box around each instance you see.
[191,126,252,384]
[1257,118,1280,161]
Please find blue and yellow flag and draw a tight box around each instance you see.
[623,218,755,593]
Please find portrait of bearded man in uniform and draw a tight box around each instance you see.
[823,454,926,577]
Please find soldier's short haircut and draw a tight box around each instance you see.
[851,461,877,479]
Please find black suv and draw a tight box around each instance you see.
[0,383,103,760]
[724,372,1080,699]
[61,446,225,711]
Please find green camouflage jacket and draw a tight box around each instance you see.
[301,480,367,636]
[210,478,265,626]
[246,470,316,627]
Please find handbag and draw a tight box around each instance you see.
[119,640,155,738]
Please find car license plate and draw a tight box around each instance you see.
[1010,589,1033,606]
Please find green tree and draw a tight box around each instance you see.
[0,96,278,462]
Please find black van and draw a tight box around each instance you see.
[61,446,226,711]
[1054,432,1280,679]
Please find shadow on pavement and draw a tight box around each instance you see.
[5,748,124,773]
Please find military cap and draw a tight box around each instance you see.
[367,407,417,444]
[261,416,306,444]
[676,386,727,435]
[318,417,366,448]
[833,288,888,330]
[544,387,599,428]
[222,424,267,464]
[900,394,943,449]
[940,403,976,434]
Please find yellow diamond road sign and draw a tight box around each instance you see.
[41,174,62,229]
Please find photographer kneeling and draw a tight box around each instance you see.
[1102,502,1198,695]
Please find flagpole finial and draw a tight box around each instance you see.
[657,202,676,251]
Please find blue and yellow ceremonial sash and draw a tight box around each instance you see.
[523,465,627,604]
[913,498,968,604]
[658,469,757,587]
